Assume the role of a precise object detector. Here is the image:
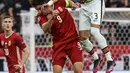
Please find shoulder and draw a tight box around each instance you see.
[13,32,22,39]
[0,33,4,38]
[0,33,4,41]
[55,0,66,7]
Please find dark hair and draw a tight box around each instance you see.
[29,0,47,7]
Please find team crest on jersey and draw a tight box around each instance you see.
[1,41,4,46]
[8,41,11,46]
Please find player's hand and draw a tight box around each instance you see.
[52,9,60,16]
[75,2,81,7]
[52,9,60,19]
[71,2,80,10]
[47,14,53,20]
[47,9,60,20]
[14,64,23,71]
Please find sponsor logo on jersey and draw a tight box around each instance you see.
[8,41,11,46]
[5,42,7,45]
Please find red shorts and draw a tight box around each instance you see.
[52,40,83,68]
[9,66,25,73]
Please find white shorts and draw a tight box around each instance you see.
[79,0,105,30]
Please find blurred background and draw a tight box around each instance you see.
[0,0,130,73]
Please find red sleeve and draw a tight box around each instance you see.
[16,34,26,50]
[37,15,48,27]
[54,0,67,13]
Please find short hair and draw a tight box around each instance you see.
[2,15,13,20]
[29,0,49,7]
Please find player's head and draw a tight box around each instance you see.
[29,0,46,7]
[29,0,52,15]
[2,15,13,31]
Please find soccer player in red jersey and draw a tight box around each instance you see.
[0,15,30,73]
[29,0,83,73]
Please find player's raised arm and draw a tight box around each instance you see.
[41,15,54,32]
[66,0,80,8]
[47,0,80,8]
[40,9,60,32]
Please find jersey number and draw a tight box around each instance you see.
[4,49,9,56]
[94,13,98,19]
[57,16,62,23]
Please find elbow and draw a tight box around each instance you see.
[42,28,48,33]
[42,25,49,33]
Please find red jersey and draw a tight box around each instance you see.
[0,32,26,70]
[38,0,79,47]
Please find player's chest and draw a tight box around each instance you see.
[1,38,16,48]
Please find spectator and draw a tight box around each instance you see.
[7,0,22,33]
[21,0,32,12]
[105,0,111,7]
[126,0,130,7]
[105,0,129,7]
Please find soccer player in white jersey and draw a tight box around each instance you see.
[78,0,116,73]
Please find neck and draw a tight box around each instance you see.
[4,30,13,37]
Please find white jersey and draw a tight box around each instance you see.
[79,0,105,30]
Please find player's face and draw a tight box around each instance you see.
[35,5,42,14]
[2,18,13,31]
[36,4,52,15]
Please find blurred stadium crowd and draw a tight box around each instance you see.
[0,0,130,34]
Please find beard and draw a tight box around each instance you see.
[41,6,52,15]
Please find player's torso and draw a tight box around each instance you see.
[51,0,78,43]
[0,33,21,66]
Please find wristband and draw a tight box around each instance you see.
[65,0,69,7]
